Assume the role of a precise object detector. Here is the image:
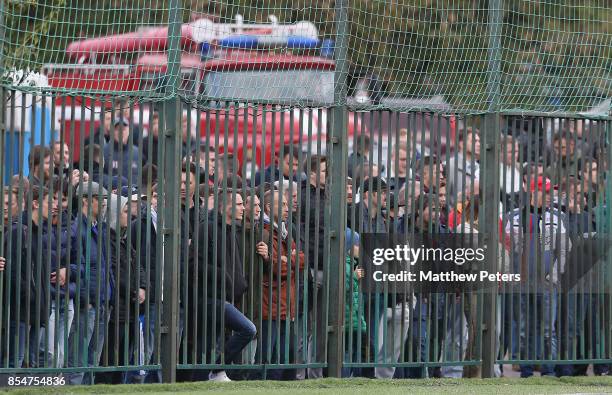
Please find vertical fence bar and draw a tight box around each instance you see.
[0,0,5,359]
[160,0,182,383]
[327,0,349,378]
[481,0,502,378]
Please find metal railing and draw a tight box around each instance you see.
[0,92,610,383]
[1,0,611,385]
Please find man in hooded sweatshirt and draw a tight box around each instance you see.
[97,194,146,384]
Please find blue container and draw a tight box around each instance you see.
[3,104,53,184]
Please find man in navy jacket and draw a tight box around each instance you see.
[66,182,112,385]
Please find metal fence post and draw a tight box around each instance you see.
[481,0,502,379]
[327,0,349,378]
[160,0,182,383]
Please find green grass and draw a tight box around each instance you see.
[3,377,612,395]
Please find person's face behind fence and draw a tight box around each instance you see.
[268,192,288,223]
[119,203,130,228]
[365,189,386,211]
[114,124,129,145]
[392,148,408,177]
[54,142,70,167]
[83,196,102,219]
[282,154,300,179]
[531,189,545,208]
[223,193,244,222]
[33,155,53,180]
[245,195,261,223]
[554,136,574,159]
[3,191,21,222]
[103,110,114,133]
[34,192,58,221]
[180,171,196,204]
[310,160,327,187]
[151,114,160,138]
[423,162,445,190]
[503,140,520,165]
[466,131,481,158]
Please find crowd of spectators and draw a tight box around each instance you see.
[1,109,610,383]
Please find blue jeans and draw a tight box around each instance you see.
[65,305,108,385]
[254,320,294,380]
[197,300,256,377]
[519,292,558,377]
[440,296,468,378]
[405,295,429,378]
[29,300,75,368]
[503,292,521,361]
[557,293,589,376]
[143,304,161,383]
[216,301,257,367]
[38,299,75,368]
[342,331,366,378]
[0,321,28,368]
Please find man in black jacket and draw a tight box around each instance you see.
[103,118,141,185]
[97,194,146,384]
[253,144,302,187]
[194,189,258,382]
[298,155,330,378]
[130,191,161,383]
[141,109,161,168]
[2,182,58,368]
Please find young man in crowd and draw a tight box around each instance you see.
[29,145,53,184]
[36,177,79,369]
[195,188,257,382]
[1,182,56,368]
[254,144,302,186]
[141,108,161,168]
[299,155,328,379]
[82,144,122,191]
[103,118,141,184]
[348,134,370,179]
[66,182,112,385]
[504,176,569,378]
[97,194,146,384]
[52,141,71,174]
[446,128,480,206]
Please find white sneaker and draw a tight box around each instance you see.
[208,371,232,382]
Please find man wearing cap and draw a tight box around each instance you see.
[66,182,113,385]
[103,118,141,185]
[504,176,570,378]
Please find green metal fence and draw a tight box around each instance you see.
[1,0,611,385]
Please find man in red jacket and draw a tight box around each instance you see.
[255,189,305,380]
